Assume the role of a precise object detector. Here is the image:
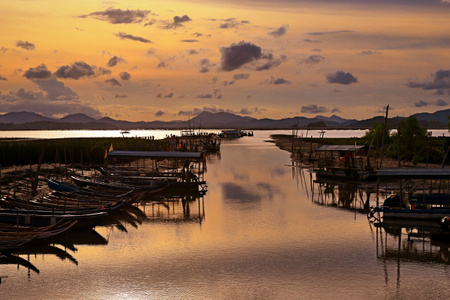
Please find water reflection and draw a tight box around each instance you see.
[0,209,143,284]
[312,181,372,213]
[137,194,205,223]
[375,220,450,263]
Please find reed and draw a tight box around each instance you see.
[0,137,165,167]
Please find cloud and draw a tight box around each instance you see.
[414,100,430,107]
[375,105,392,114]
[0,75,7,81]
[146,48,156,55]
[331,107,341,113]
[16,40,35,50]
[326,71,358,85]
[155,110,165,117]
[268,25,289,38]
[223,80,235,86]
[436,99,448,106]
[263,76,291,85]
[54,61,97,79]
[0,80,102,118]
[187,49,200,55]
[219,18,250,29]
[177,105,263,117]
[107,56,126,67]
[34,78,79,100]
[0,88,44,101]
[78,8,152,24]
[114,32,152,43]
[301,104,328,114]
[23,64,52,80]
[180,39,198,43]
[105,78,121,86]
[239,106,265,115]
[196,93,213,99]
[157,61,166,68]
[156,92,174,98]
[407,69,450,95]
[178,105,229,116]
[119,72,131,80]
[220,41,262,71]
[174,15,191,24]
[115,93,128,98]
[234,73,250,80]
[304,39,321,43]
[96,67,112,76]
[307,30,353,36]
[162,15,191,29]
[360,50,381,55]
[255,55,286,71]
[300,55,325,65]
[199,58,214,73]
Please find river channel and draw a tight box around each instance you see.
[1,130,450,299]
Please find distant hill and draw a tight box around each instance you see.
[316,114,357,126]
[59,113,97,123]
[190,111,254,127]
[0,111,54,124]
[0,109,448,130]
[413,109,450,125]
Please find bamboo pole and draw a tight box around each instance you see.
[379,104,389,169]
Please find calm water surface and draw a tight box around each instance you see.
[1,131,450,299]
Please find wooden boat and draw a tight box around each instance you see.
[71,174,205,193]
[0,219,77,250]
[0,192,133,212]
[47,178,135,198]
[71,175,161,192]
[0,208,108,227]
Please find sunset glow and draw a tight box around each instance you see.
[1,0,449,121]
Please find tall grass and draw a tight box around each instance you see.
[0,137,164,166]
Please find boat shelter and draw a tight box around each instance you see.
[107,150,204,161]
[314,144,371,171]
[106,150,206,180]
[377,168,450,180]
[375,168,450,207]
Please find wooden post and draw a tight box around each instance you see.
[379,104,389,169]
[397,120,401,168]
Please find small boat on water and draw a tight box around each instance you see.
[219,129,244,139]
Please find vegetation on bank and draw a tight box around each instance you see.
[362,116,450,166]
[0,137,164,167]
[276,116,450,166]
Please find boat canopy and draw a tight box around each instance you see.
[315,145,366,152]
[107,150,203,160]
[377,168,450,180]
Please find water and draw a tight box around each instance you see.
[0,128,448,139]
[1,130,450,299]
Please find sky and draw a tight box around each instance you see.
[0,0,449,122]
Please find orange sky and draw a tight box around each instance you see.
[0,0,449,121]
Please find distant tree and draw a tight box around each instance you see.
[391,116,428,165]
[363,122,391,148]
[448,115,450,132]
[307,121,326,128]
